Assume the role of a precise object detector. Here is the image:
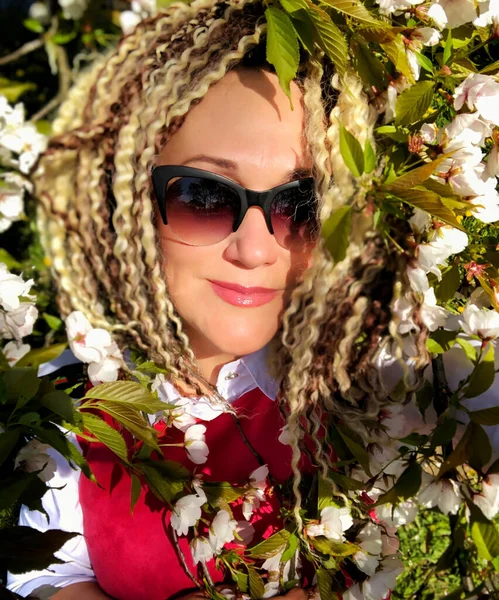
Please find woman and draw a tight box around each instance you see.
[7,0,420,598]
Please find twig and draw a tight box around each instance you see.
[162,508,202,589]
[201,559,215,589]
[0,39,44,66]
[31,44,72,122]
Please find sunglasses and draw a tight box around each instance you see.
[151,165,319,249]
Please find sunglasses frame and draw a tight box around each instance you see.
[151,165,316,239]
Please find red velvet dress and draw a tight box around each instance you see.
[78,387,293,600]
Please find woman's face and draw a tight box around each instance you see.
[155,68,315,363]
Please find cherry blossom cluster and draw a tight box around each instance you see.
[0,96,47,234]
[0,262,38,367]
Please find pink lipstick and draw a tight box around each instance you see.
[209,280,280,307]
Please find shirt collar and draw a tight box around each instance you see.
[40,345,279,403]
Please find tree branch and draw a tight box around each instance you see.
[0,39,44,67]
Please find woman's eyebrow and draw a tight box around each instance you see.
[183,154,237,170]
[183,155,313,182]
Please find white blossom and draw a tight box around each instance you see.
[184,424,209,464]
[343,557,404,600]
[0,172,30,233]
[242,465,269,520]
[473,474,499,519]
[475,0,499,26]
[58,0,88,20]
[352,522,383,576]
[29,2,51,23]
[459,303,499,340]
[190,536,214,565]
[65,311,123,385]
[14,439,56,483]
[415,227,469,281]
[3,340,30,366]
[418,477,463,514]
[428,0,477,28]
[120,0,156,34]
[0,263,35,312]
[170,493,205,536]
[454,74,499,126]
[0,302,38,341]
[375,500,418,527]
[375,0,422,15]
[486,146,499,179]
[305,505,353,541]
[468,179,499,224]
[209,509,238,553]
[421,287,452,331]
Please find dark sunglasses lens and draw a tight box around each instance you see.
[271,180,318,249]
[165,177,238,246]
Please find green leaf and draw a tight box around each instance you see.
[339,123,364,177]
[470,406,499,426]
[381,35,415,83]
[281,532,299,562]
[233,570,249,593]
[51,30,78,44]
[351,39,387,88]
[395,81,435,126]
[16,343,67,370]
[290,13,315,55]
[3,368,40,407]
[80,413,129,463]
[472,520,499,561]
[318,475,334,511]
[364,140,376,174]
[317,568,336,600]
[376,125,408,143]
[439,422,491,475]
[0,249,21,270]
[41,390,76,423]
[431,418,457,448]
[391,189,465,231]
[465,343,495,398]
[84,381,168,413]
[376,461,422,505]
[329,470,365,491]
[0,77,36,103]
[384,153,454,193]
[435,267,461,303]
[455,338,477,364]
[0,471,41,511]
[248,566,265,599]
[320,0,380,24]
[32,425,95,481]
[426,330,458,354]
[247,530,290,558]
[413,51,434,74]
[312,537,359,556]
[336,425,371,476]
[43,313,63,331]
[443,29,452,65]
[92,401,159,449]
[0,429,20,467]
[0,526,79,574]
[23,18,44,33]
[140,463,186,505]
[308,7,348,76]
[265,7,300,102]
[130,473,142,513]
[480,59,499,74]
[204,482,246,505]
[321,206,352,263]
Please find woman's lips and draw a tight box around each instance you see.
[209,280,280,307]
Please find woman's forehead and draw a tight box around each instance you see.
[156,69,311,179]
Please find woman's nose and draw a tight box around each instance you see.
[223,207,279,269]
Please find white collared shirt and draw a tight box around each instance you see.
[7,347,278,598]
